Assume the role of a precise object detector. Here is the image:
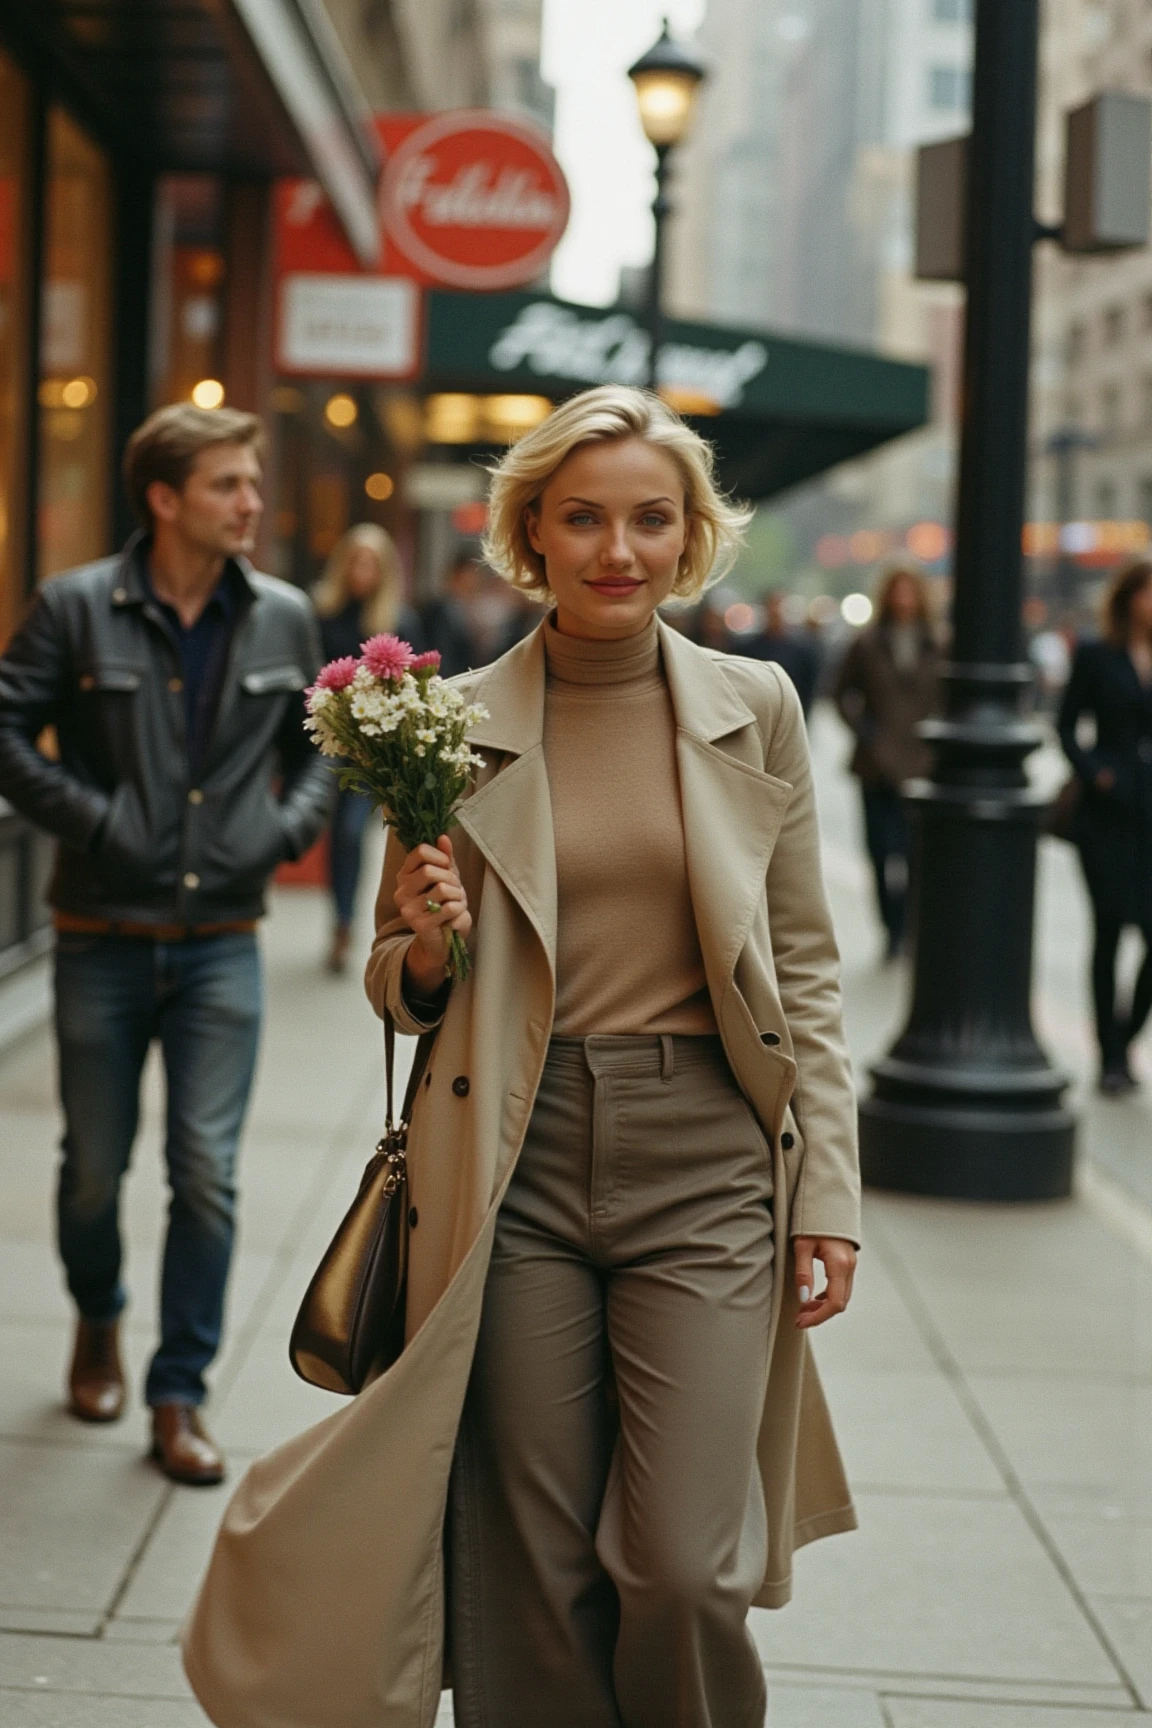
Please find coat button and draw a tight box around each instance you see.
[761,1031,781,1046]
[78,674,95,691]
[781,1132,795,1150]
[112,587,127,603]
[183,872,200,890]
[408,1207,419,1228]
[169,676,184,693]
[187,788,204,805]
[451,1076,470,1097]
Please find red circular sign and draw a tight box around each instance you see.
[380,110,571,291]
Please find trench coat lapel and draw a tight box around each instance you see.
[658,619,793,1001]
[457,619,794,1001]
[454,626,557,975]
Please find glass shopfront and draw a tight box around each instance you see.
[0,50,31,649]
[37,107,113,582]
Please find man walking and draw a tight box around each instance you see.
[0,405,331,1484]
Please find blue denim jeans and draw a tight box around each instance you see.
[329,787,374,927]
[53,930,262,1406]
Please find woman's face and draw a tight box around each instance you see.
[885,575,922,626]
[525,437,689,639]
[346,545,383,601]
[1129,575,1152,638]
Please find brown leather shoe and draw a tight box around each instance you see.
[150,1404,226,1486]
[68,1318,125,1423]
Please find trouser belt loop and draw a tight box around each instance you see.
[660,1035,674,1083]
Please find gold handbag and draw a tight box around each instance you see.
[289,1013,434,1395]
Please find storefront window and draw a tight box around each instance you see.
[0,52,31,645]
[150,176,226,408]
[38,106,113,581]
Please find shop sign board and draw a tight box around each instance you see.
[278,273,419,377]
[424,291,930,429]
[379,110,570,290]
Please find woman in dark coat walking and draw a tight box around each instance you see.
[834,565,941,959]
[1058,559,1152,1093]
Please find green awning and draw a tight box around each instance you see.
[424,290,930,501]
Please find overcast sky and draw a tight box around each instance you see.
[542,0,707,307]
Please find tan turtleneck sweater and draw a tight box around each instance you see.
[542,614,717,1037]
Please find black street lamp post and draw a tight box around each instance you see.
[859,0,1077,1200]
[628,20,708,392]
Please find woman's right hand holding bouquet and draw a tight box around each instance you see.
[395,836,472,998]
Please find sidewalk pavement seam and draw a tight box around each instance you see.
[866,1205,1148,1712]
[1079,1162,1152,1270]
[95,1041,385,1641]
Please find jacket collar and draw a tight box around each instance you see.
[465,612,758,756]
[110,530,258,610]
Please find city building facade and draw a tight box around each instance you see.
[1032,0,1152,547]
[668,0,974,598]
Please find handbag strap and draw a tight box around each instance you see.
[383,1009,436,1133]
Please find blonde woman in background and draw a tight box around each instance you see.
[312,524,421,972]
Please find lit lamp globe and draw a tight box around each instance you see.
[627,19,708,150]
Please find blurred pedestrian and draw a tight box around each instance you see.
[746,589,822,715]
[0,405,331,1484]
[312,524,419,974]
[183,386,862,1728]
[1057,559,1152,1095]
[417,550,485,676]
[834,564,941,959]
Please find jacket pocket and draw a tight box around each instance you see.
[77,664,143,695]
[239,663,308,697]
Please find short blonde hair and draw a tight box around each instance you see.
[312,523,405,635]
[483,385,752,602]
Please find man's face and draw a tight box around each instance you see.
[148,442,263,559]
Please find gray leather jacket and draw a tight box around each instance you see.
[0,537,333,926]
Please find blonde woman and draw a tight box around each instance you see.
[183,388,861,1728]
[313,524,419,971]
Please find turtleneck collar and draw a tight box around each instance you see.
[543,612,661,688]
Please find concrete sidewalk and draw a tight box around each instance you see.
[1,719,1150,1727]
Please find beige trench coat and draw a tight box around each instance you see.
[182,619,862,1728]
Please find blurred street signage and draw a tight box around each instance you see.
[915,136,967,282]
[1064,92,1152,253]
[275,111,569,307]
[379,111,570,290]
[915,91,1152,282]
[421,289,929,499]
[402,464,487,511]
[278,274,419,376]
[487,301,767,410]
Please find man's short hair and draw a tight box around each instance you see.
[123,404,264,527]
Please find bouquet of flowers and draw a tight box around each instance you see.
[304,634,488,981]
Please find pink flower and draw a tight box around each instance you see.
[360,634,415,681]
[313,656,359,692]
[408,651,442,674]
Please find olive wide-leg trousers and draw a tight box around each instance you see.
[449,1034,776,1728]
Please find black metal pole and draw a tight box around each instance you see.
[858,0,1076,1201]
[645,144,671,392]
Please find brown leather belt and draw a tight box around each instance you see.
[54,912,258,941]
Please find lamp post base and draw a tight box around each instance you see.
[857,713,1076,1205]
[859,1094,1075,1201]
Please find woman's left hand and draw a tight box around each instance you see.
[792,1237,857,1329]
